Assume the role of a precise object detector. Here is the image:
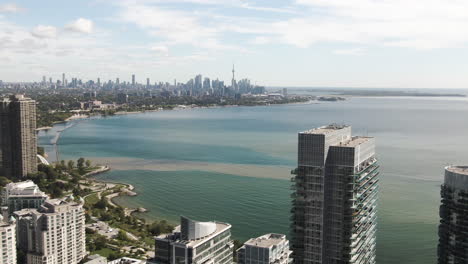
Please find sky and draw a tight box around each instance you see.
[1,0,468,88]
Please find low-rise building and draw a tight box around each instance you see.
[154,216,233,264]
[0,207,16,264]
[83,254,107,264]
[2,180,48,213]
[14,199,86,264]
[108,257,146,264]
[237,233,291,264]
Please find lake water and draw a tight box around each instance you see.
[39,96,468,264]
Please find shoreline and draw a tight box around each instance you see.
[37,98,315,130]
[88,170,149,218]
[41,100,311,225]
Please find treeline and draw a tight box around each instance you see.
[37,110,74,127]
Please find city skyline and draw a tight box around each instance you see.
[2,0,468,88]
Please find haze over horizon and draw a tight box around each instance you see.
[2,0,468,88]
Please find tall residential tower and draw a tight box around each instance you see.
[291,125,379,264]
[0,207,16,264]
[14,199,86,264]
[438,166,468,264]
[0,95,38,178]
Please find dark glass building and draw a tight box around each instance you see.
[291,125,378,264]
[438,166,468,264]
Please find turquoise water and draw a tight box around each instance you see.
[38,96,468,264]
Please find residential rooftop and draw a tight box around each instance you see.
[157,221,231,248]
[5,181,48,197]
[338,136,373,148]
[300,124,349,135]
[244,233,287,248]
[446,166,468,176]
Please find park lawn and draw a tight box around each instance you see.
[85,193,99,206]
[91,247,116,258]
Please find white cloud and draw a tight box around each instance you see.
[0,15,216,82]
[151,44,169,56]
[65,18,94,34]
[0,3,24,13]
[31,25,57,39]
[250,36,271,45]
[287,0,468,49]
[118,3,238,50]
[333,48,364,55]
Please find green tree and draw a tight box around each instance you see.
[117,230,129,241]
[0,176,11,187]
[37,146,45,156]
[67,160,75,171]
[85,160,92,168]
[94,197,108,209]
[77,157,85,169]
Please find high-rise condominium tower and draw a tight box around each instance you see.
[14,199,86,264]
[0,207,16,264]
[0,95,38,178]
[438,166,468,264]
[291,125,378,264]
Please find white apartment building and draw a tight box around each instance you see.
[237,233,291,264]
[0,207,16,264]
[14,199,86,264]
[2,180,48,213]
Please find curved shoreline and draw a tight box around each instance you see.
[88,173,149,217]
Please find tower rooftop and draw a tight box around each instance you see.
[244,233,287,248]
[446,166,468,176]
[300,124,349,135]
[338,136,373,147]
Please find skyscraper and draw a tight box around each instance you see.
[438,166,468,264]
[132,74,136,86]
[147,78,150,87]
[203,77,211,90]
[62,73,65,86]
[291,125,378,264]
[14,199,86,264]
[0,95,38,178]
[195,74,203,92]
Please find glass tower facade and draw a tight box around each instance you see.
[291,125,378,264]
[438,166,468,264]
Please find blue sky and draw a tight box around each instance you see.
[1,0,468,88]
